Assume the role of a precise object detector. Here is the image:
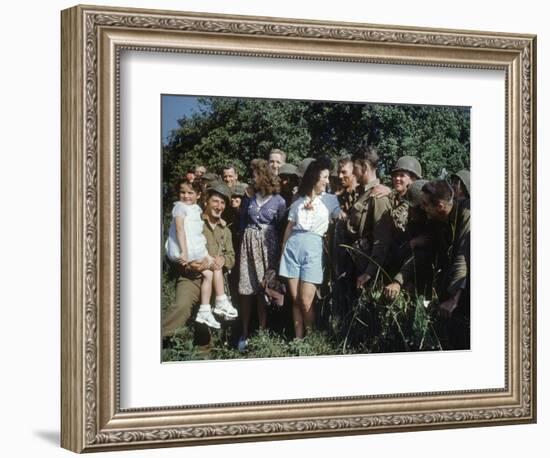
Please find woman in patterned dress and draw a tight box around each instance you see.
[237,159,286,350]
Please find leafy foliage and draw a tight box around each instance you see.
[163,97,470,205]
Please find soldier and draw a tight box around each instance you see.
[278,162,300,207]
[333,156,360,279]
[221,164,240,189]
[383,179,431,300]
[421,179,470,349]
[162,182,235,344]
[330,156,361,320]
[450,169,470,203]
[348,143,394,289]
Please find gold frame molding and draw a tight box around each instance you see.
[61,4,537,453]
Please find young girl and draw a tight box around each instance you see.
[166,180,238,329]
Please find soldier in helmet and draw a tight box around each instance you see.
[450,169,470,204]
[383,179,432,300]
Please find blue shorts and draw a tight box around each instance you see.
[279,231,324,284]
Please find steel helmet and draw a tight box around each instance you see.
[451,169,470,197]
[392,156,422,179]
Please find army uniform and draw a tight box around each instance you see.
[346,179,393,280]
[162,215,235,338]
[397,198,470,349]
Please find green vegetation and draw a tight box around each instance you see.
[161,96,467,361]
[163,97,470,205]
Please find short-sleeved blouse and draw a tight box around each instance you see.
[288,192,341,237]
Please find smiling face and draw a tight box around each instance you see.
[178,183,199,205]
[222,167,238,187]
[205,193,226,220]
[338,162,356,190]
[392,171,414,196]
[314,169,330,195]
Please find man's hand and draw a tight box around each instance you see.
[188,258,209,272]
[177,254,188,267]
[356,272,371,289]
[211,255,225,271]
[370,184,391,198]
[384,282,401,300]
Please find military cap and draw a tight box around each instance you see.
[392,156,423,179]
[405,179,429,208]
[206,180,231,202]
[231,182,248,197]
[278,163,299,177]
[451,169,470,197]
[297,157,315,177]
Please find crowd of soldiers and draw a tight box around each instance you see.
[162,143,470,353]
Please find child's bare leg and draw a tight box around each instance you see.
[212,269,225,297]
[200,269,213,305]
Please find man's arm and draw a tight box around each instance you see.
[364,196,393,279]
[447,206,470,295]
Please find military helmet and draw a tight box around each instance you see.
[297,157,315,177]
[278,163,299,178]
[405,179,429,208]
[451,169,470,197]
[392,156,422,179]
[206,180,231,202]
[231,182,248,197]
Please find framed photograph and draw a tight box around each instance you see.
[61,4,536,453]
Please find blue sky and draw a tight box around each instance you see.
[161,95,202,145]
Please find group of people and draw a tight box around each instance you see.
[162,142,471,352]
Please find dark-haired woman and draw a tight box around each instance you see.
[279,157,341,339]
[237,159,286,350]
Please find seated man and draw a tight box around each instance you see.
[162,182,235,345]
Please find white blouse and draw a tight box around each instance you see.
[288,192,341,237]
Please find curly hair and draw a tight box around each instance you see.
[297,156,332,197]
[251,158,280,195]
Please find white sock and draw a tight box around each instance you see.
[215,294,227,303]
[198,304,212,312]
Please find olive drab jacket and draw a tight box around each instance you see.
[434,199,470,296]
[346,179,393,279]
[397,199,470,297]
[203,216,235,271]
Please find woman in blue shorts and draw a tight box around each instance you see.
[279,157,341,339]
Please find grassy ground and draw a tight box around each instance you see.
[162,268,444,362]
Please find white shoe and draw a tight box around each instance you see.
[195,307,221,329]
[213,297,238,319]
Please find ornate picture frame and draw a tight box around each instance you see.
[61,4,536,452]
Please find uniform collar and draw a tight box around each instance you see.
[362,178,380,193]
[203,214,227,228]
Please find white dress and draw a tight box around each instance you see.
[165,202,209,262]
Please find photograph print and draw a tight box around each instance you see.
[160,95,471,362]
